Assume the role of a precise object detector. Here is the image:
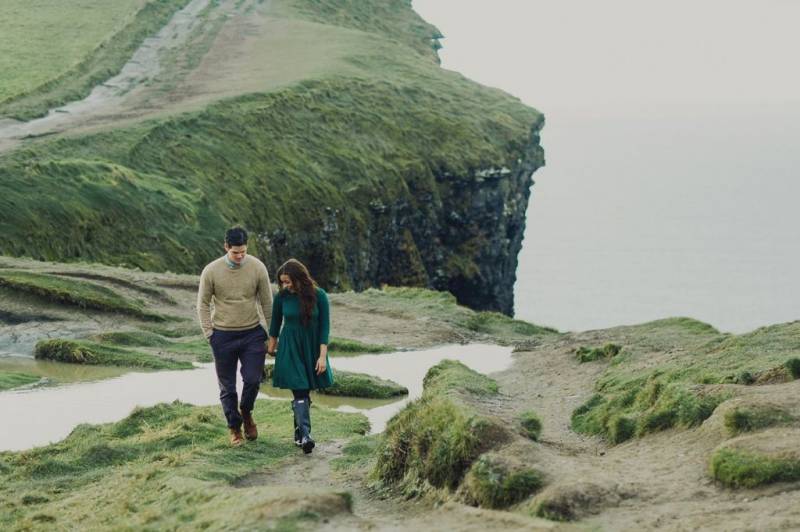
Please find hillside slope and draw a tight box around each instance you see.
[0,0,543,314]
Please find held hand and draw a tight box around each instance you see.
[267,336,277,357]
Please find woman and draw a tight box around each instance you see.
[267,258,333,454]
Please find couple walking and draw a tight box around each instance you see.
[197,227,334,453]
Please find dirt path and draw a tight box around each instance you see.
[237,439,567,531]
[496,332,800,531]
[0,0,284,155]
[0,0,216,154]
[0,0,363,156]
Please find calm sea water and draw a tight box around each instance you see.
[411,0,800,334]
[514,103,800,333]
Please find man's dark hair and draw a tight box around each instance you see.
[225,226,248,246]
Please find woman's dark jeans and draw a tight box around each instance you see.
[209,326,267,429]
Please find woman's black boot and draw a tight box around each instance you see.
[292,398,315,454]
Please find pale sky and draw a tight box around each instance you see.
[413,1,800,111]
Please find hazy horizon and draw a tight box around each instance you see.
[414,0,800,333]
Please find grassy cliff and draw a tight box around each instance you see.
[0,0,543,314]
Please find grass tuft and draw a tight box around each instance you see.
[460,454,544,508]
[465,312,558,337]
[723,406,794,436]
[35,339,192,370]
[575,343,621,363]
[709,447,800,488]
[373,361,510,495]
[0,372,41,391]
[422,359,499,397]
[518,411,543,441]
[327,337,394,356]
[319,370,408,399]
[784,358,800,379]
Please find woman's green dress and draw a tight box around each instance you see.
[269,287,334,390]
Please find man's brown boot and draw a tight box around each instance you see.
[229,427,244,446]
[242,411,258,441]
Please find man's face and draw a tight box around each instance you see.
[224,244,247,264]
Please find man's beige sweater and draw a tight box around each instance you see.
[197,256,273,339]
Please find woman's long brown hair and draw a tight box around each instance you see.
[276,259,318,326]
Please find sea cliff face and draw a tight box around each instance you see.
[264,115,544,315]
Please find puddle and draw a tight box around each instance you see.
[0,344,512,451]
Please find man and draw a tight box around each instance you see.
[197,226,273,446]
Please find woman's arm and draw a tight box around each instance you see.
[315,289,330,375]
[267,293,283,355]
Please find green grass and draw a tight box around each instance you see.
[460,453,544,509]
[465,311,558,338]
[330,434,381,472]
[0,270,165,321]
[35,339,192,370]
[0,372,40,392]
[0,0,192,119]
[0,309,60,324]
[423,358,499,397]
[575,343,621,363]
[92,330,213,363]
[373,360,510,496]
[723,405,795,436]
[286,0,442,61]
[709,448,800,488]
[353,287,558,342]
[0,0,543,313]
[0,400,367,529]
[519,411,543,441]
[142,322,203,338]
[51,271,176,304]
[570,319,800,443]
[328,337,394,356]
[319,370,407,399]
